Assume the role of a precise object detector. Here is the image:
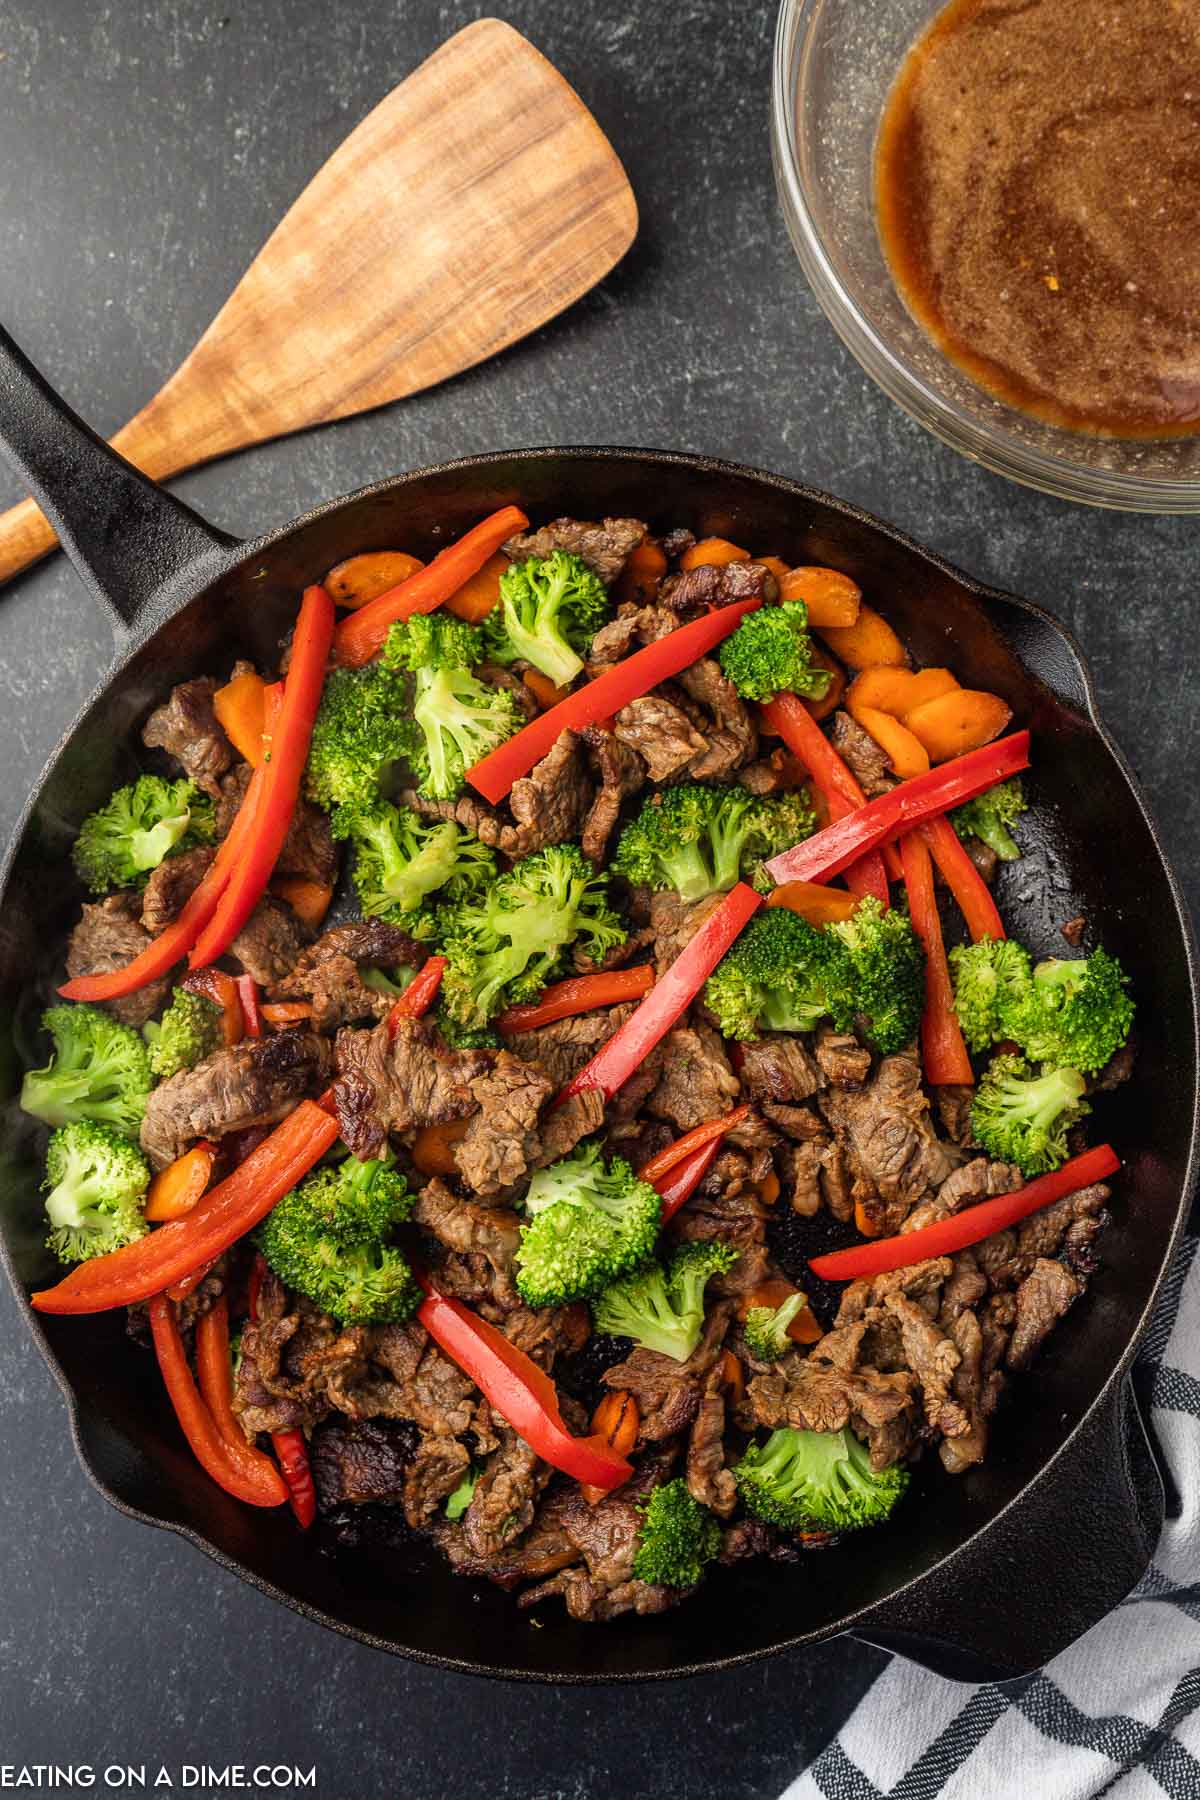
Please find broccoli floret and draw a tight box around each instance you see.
[743,1292,808,1362]
[335,800,496,934]
[717,601,833,704]
[515,1141,662,1307]
[72,775,215,895]
[734,1426,909,1533]
[951,778,1028,864]
[434,1007,500,1050]
[1021,950,1135,1075]
[360,966,419,999]
[827,896,925,1055]
[970,1054,1089,1174]
[482,550,611,689]
[949,937,1037,1053]
[42,1119,151,1265]
[20,1004,152,1136]
[703,907,853,1042]
[305,660,412,814]
[632,1478,721,1589]
[383,612,519,799]
[445,1467,480,1521]
[257,1152,419,1325]
[438,843,626,1030]
[613,784,817,905]
[591,1239,739,1362]
[143,988,223,1081]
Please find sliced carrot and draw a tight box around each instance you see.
[767,880,859,926]
[718,1348,745,1404]
[816,604,907,670]
[758,556,791,585]
[757,1171,781,1206]
[412,1118,472,1179]
[803,642,846,722]
[260,1002,314,1028]
[443,549,508,624]
[852,705,931,779]
[615,540,667,607]
[737,1279,822,1344]
[680,536,750,571]
[846,665,960,720]
[523,668,573,710]
[854,1199,882,1238]
[779,566,862,629]
[903,690,1013,764]
[324,551,425,609]
[144,1142,216,1222]
[581,1390,640,1504]
[902,668,961,711]
[270,877,333,932]
[213,670,268,767]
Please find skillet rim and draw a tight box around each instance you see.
[3,444,1197,1681]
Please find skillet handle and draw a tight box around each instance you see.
[850,1374,1163,1682]
[0,324,238,628]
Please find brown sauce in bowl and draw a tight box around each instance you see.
[876,0,1200,438]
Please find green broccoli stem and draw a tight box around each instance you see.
[499,600,583,688]
[363,815,460,914]
[660,841,722,905]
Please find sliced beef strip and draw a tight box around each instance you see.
[675,657,758,779]
[400,786,508,849]
[414,1179,522,1311]
[740,1035,823,1106]
[659,559,778,615]
[1091,1042,1135,1094]
[452,1052,552,1197]
[503,515,647,585]
[332,1016,489,1160]
[1007,1258,1083,1370]
[479,662,538,720]
[819,1048,958,1235]
[216,764,337,886]
[614,695,707,782]
[938,1308,1001,1475]
[312,1418,415,1510]
[405,1434,474,1529]
[819,1140,854,1222]
[142,676,234,797]
[402,733,591,860]
[140,845,216,935]
[782,1139,825,1216]
[737,748,809,795]
[762,1102,827,1141]
[140,1028,332,1169]
[587,608,650,671]
[602,1304,733,1443]
[966,840,1000,885]
[232,1272,369,1438]
[66,894,171,1030]
[368,1320,486,1439]
[827,709,896,798]
[686,1359,737,1518]
[579,724,644,866]
[269,919,425,1032]
[936,1085,977,1148]
[648,890,725,975]
[901,1157,1025,1236]
[437,1486,580,1587]
[986,1184,1111,1287]
[882,1292,969,1439]
[535,1087,606,1166]
[673,1149,772,1296]
[813,1024,872,1089]
[646,1023,740,1134]
[463,1428,551,1562]
[518,1448,683,1622]
[229,895,310,987]
[506,1005,635,1092]
[738,1349,918,1472]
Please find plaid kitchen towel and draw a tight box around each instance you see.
[786,1234,1200,1800]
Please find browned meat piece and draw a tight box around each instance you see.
[937,1252,988,1330]
[686,1359,737,1518]
[333,1017,488,1160]
[479,662,538,720]
[1060,914,1086,947]
[813,1024,872,1089]
[820,1140,854,1221]
[587,608,650,670]
[504,1302,590,1373]
[834,1258,954,1328]
[827,709,895,798]
[1008,1259,1082,1370]
[140,846,216,935]
[230,895,310,987]
[674,1149,772,1296]
[536,1088,606,1165]
[400,785,508,848]
[140,1029,332,1168]
[368,1320,485,1438]
[67,894,171,1029]
[647,1023,739,1133]
[505,731,593,857]
[436,1487,580,1587]
[463,1429,551,1562]
[739,1349,917,1471]
[270,919,425,1032]
[719,1518,799,1565]
[763,1102,827,1141]
[506,1005,635,1091]
[740,1035,823,1106]
[989,1184,1111,1287]
[143,676,233,797]
[964,838,1000,884]
[580,724,644,865]
[414,1179,522,1310]
[405,1434,473,1528]
[518,1449,684,1621]
[936,1085,977,1147]
[648,890,725,974]
[503,515,647,585]
[1091,1042,1135,1093]
[819,1048,957,1235]
[783,1140,825,1215]
[660,560,779,615]
[614,695,706,781]
[938,1308,1000,1474]
[882,1292,969,1439]
[231,1270,368,1438]
[602,1305,733,1442]
[675,658,758,779]
[737,748,809,795]
[902,1157,1024,1236]
[452,1053,552,1196]
[311,1418,414,1509]
[216,764,336,886]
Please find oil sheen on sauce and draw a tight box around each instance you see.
[876,0,1200,438]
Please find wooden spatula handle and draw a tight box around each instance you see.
[0,494,60,585]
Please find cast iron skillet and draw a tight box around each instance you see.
[0,326,1194,1685]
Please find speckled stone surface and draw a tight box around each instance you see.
[0,0,1193,1792]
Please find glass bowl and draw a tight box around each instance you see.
[771,0,1200,512]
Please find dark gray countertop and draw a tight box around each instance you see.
[0,1,1193,1794]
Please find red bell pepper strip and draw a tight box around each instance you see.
[809,1144,1120,1281]
[416,1278,633,1491]
[333,505,529,669]
[190,586,334,968]
[759,694,893,899]
[194,1296,289,1503]
[639,1105,750,1185]
[30,1099,339,1314]
[235,975,264,1038]
[271,1428,318,1529]
[495,965,655,1034]
[165,1258,219,1303]
[653,1138,722,1222]
[468,601,762,805]
[900,829,974,1086]
[148,1293,287,1508]
[920,814,1005,943]
[558,883,764,1103]
[764,732,1032,887]
[386,955,447,1037]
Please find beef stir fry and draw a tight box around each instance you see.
[25,506,1133,1622]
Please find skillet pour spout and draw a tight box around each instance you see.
[0,321,1193,1683]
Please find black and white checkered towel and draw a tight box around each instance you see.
[788,1236,1200,1800]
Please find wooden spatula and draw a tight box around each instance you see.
[0,18,636,587]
